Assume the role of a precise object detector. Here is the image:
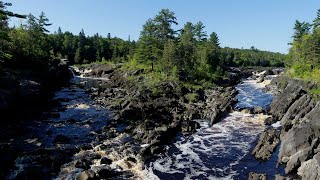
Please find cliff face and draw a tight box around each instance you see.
[268,75,320,178]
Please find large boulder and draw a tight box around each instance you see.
[285,138,318,174]
[278,124,314,164]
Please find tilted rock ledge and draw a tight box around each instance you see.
[266,75,320,178]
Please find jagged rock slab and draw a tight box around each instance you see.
[252,128,280,160]
[297,153,320,180]
[269,80,305,121]
[280,94,315,132]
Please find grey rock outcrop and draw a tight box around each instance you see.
[280,94,315,131]
[269,79,306,121]
[297,153,320,180]
[268,75,320,178]
[252,128,280,160]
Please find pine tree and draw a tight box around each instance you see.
[74,29,86,64]
[209,32,220,47]
[136,19,158,67]
[0,1,25,61]
[313,9,320,30]
[160,39,176,74]
[38,12,52,33]
[153,9,178,44]
[177,22,196,71]
[208,32,221,71]
[194,21,207,42]
[293,20,311,42]
[74,45,83,64]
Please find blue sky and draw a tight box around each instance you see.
[8,0,320,54]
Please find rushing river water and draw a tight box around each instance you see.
[140,76,284,180]
[5,72,284,179]
[6,74,112,179]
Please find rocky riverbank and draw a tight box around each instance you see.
[58,64,286,179]
[0,62,285,179]
[251,74,320,179]
[56,64,239,178]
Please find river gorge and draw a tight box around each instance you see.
[1,65,310,180]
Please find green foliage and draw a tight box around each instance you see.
[0,1,25,63]
[8,12,53,67]
[221,47,286,67]
[135,9,178,69]
[309,87,320,97]
[194,21,207,42]
[2,5,287,90]
[292,20,311,42]
[288,8,320,86]
[185,93,199,103]
[160,39,176,75]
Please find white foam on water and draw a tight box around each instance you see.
[140,112,268,179]
[52,74,278,180]
[141,144,149,148]
[235,77,274,110]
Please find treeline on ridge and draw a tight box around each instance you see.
[1,3,286,83]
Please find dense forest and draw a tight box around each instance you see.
[1,2,286,84]
[287,8,320,82]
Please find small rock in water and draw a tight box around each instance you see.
[248,172,267,180]
[240,108,253,114]
[75,159,91,169]
[253,107,264,114]
[264,116,275,125]
[141,144,149,148]
[257,76,265,83]
[100,157,112,165]
[25,138,38,144]
[271,121,282,128]
[274,174,289,180]
[50,112,60,118]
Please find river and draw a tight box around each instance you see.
[139,76,285,179]
[4,72,284,179]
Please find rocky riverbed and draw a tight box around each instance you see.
[0,63,293,179]
[0,63,238,179]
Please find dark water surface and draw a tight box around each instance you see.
[5,75,111,179]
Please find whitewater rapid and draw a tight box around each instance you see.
[140,77,275,179]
